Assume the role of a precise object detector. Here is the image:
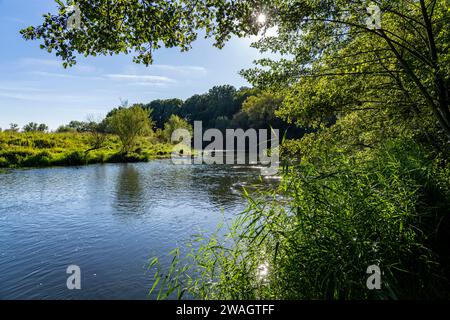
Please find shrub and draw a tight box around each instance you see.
[22,151,52,167]
[54,151,85,166]
[0,156,9,168]
[33,138,56,149]
[0,149,34,165]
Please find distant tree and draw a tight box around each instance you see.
[67,120,89,132]
[181,85,241,128]
[37,123,49,132]
[23,122,48,132]
[162,115,193,143]
[9,123,19,132]
[181,94,209,125]
[107,105,154,154]
[105,107,126,120]
[205,85,240,121]
[146,99,183,129]
[241,92,283,129]
[84,115,108,153]
[56,125,76,133]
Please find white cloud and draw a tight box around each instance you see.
[148,64,208,76]
[19,58,61,68]
[0,91,103,103]
[19,58,99,74]
[29,71,76,79]
[0,84,47,93]
[104,74,176,85]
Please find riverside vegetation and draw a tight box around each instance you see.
[0,85,301,169]
[0,106,178,168]
[0,131,174,168]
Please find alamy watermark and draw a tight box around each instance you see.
[171,121,280,176]
[366,264,381,290]
[365,2,382,30]
[66,264,81,290]
[66,4,82,30]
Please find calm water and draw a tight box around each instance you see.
[0,160,274,300]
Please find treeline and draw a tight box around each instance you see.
[1,122,49,133]
[1,85,307,140]
[59,85,304,136]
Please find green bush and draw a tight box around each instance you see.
[33,138,56,149]
[0,149,34,165]
[0,156,8,168]
[22,151,52,167]
[52,151,85,166]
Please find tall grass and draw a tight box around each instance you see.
[0,131,174,168]
[148,137,450,299]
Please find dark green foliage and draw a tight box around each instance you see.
[33,138,56,149]
[23,122,48,133]
[180,85,240,128]
[106,105,153,155]
[21,151,52,167]
[107,152,146,163]
[145,99,184,129]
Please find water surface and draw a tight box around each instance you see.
[0,160,273,299]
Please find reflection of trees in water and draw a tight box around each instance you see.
[114,164,145,214]
[112,161,280,215]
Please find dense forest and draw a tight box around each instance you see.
[14,0,450,299]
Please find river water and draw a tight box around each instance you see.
[0,160,275,299]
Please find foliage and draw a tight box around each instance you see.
[19,0,450,300]
[162,115,193,143]
[7,123,19,132]
[238,91,283,129]
[20,0,261,66]
[0,131,173,168]
[106,104,154,155]
[149,133,450,300]
[23,122,49,133]
[238,0,450,142]
[146,99,184,129]
[21,1,450,140]
[180,85,242,128]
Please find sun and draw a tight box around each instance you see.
[257,13,267,25]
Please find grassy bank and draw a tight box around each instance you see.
[0,131,174,168]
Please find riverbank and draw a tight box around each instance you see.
[0,131,174,169]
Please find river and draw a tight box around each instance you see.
[0,160,276,299]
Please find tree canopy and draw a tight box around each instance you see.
[23,122,49,133]
[107,104,153,154]
[20,0,260,66]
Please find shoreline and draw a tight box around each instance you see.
[0,131,175,170]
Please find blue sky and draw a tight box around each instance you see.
[0,0,264,130]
